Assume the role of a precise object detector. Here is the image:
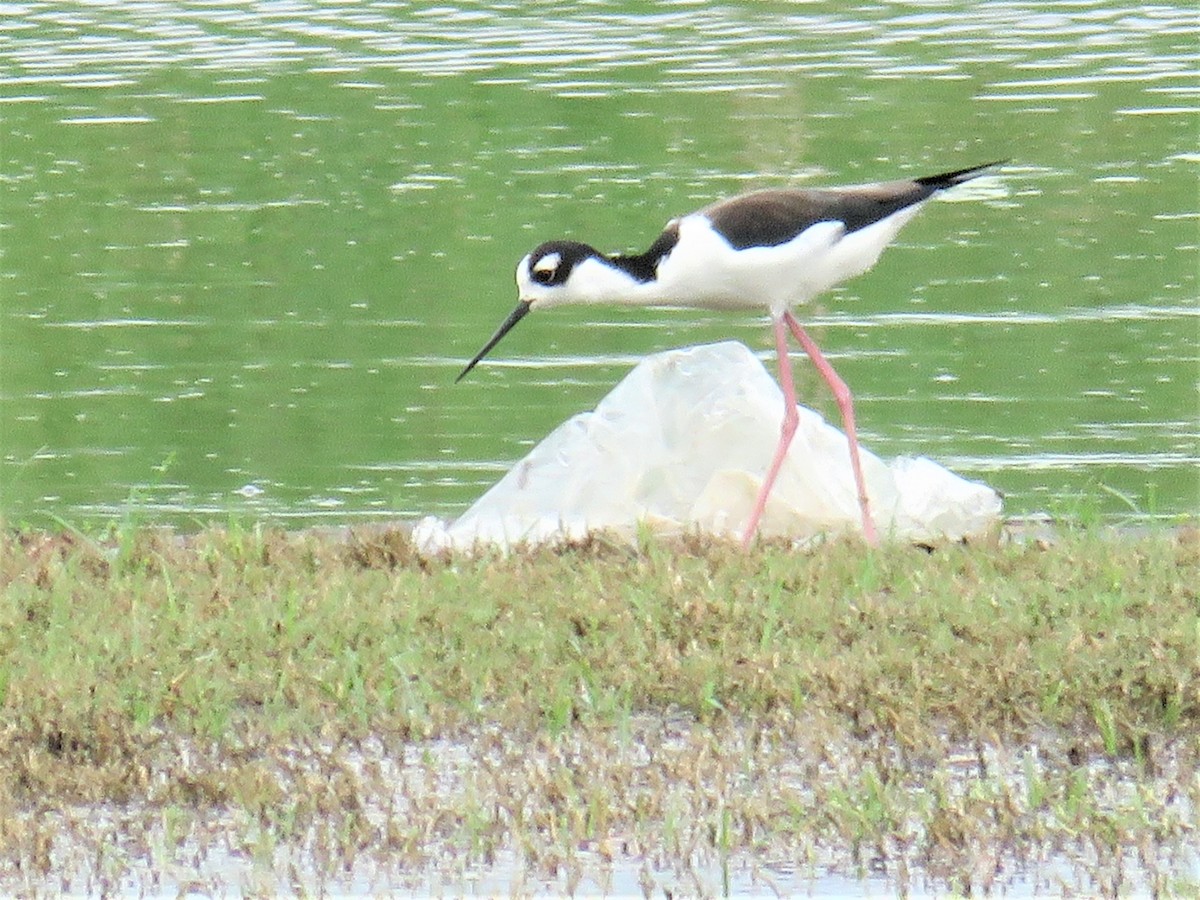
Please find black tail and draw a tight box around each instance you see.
[915,160,1008,191]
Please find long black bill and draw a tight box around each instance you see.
[455,300,532,383]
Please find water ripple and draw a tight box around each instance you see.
[2,2,1193,98]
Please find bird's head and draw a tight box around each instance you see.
[517,240,600,307]
[456,240,605,382]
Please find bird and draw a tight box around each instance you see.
[457,160,1004,549]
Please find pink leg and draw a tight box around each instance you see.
[741,315,799,549]
[783,310,879,546]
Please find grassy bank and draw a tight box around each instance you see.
[1,523,1197,895]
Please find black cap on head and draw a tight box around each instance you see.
[526,240,595,287]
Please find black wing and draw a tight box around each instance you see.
[703,161,1003,251]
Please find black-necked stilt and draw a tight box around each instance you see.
[458,161,1004,548]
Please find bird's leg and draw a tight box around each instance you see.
[741,314,799,549]
[783,310,880,547]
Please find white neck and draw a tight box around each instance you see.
[573,256,665,304]
[523,255,667,310]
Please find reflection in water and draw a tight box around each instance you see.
[0,2,1196,527]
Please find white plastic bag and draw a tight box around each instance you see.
[415,341,1001,552]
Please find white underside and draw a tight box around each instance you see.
[527,202,928,315]
[657,204,925,314]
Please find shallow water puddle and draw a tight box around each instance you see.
[15,716,1197,897]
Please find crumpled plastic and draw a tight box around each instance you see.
[415,341,1002,552]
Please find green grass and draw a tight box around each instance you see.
[0,522,1197,894]
[5,523,1197,745]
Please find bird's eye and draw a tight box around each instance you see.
[530,251,562,286]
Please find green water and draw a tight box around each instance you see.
[1,3,1196,529]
